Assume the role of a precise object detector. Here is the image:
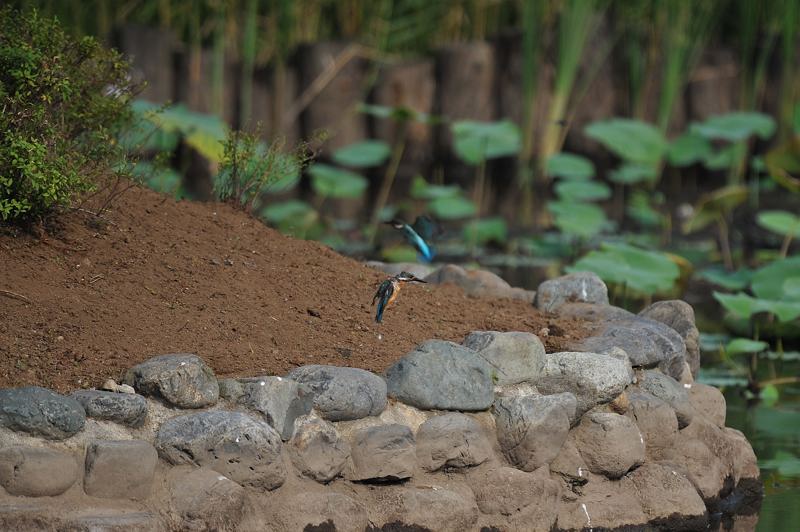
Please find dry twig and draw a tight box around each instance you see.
[0,289,31,303]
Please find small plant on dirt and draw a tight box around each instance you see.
[0,7,138,223]
[214,126,319,212]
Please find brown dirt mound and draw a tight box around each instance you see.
[0,186,589,393]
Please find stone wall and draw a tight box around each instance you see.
[0,271,761,531]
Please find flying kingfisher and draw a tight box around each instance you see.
[386,216,437,263]
[372,271,427,323]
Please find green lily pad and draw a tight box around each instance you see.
[714,292,766,319]
[703,142,747,171]
[584,118,667,165]
[609,162,659,184]
[698,267,753,291]
[410,175,462,200]
[260,200,315,223]
[547,153,595,180]
[332,140,391,167]
[752,256,800,301]
[690,112,776,142]
[567,242,680,294]
[548,201,608,239]
[667,132,713,167]
[760,451,800,477]
[725,338,769,356]
[757,210,800,238]
[358,103,429,123]
[452,120,521,165]
[307,164,368,199]
[429,195,477,220]
[463,217,508,246]
[626,191,664,227]
[554,180,611,202]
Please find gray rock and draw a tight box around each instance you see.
[84,440,157,500]
[415,413,492,472]
[385,340,494,411]
[69,390,147,427]
[627,390,679,457]
[688,382,726,428]
[122,354,219,408]
[217,378,244,401]
[393,487,479,532]
[463,331,546,385]
[640,300,701,378]
[534,271,609,311]
[536,352,632,417]
[155,411,285,490]
[493,392,576,471]
[288,415,350,483]
[573,413,645,479]
[286,365,386,421]
[557,302,634,322]
[425,264,522,299]
[638,370,695,428]
[346,423,415,481]
[471,466,560,531]
[0,386,85,440]
[629,463,708,529]
[169,467,246,529]
[237,376,313,440]
[0,446,78,497]
[366,261,435,280]
[573,316,687,379]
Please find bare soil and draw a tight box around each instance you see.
[0,185,589,393]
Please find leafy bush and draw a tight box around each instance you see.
[0,8,137,222]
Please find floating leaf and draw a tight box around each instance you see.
[452,120,521,165]
[332,140,391,167]
[698,267,753,291]
[609,162,659,184]
[554,180,611,202]
[703,142,746,171]
[752,256,800,301]
[428,196,477,220]
[307,164,368,199]
[690,112,776,142]
[549,201,608,239]
[757,210,800,238]
[713,292,766,319]
[463,217,508,246]
[725,338,769,356]
[410,175,461,200]
[568,242,680,294]
[667,132,712,167]
[760,451,800,477]
[584,118,667,165]
[547,153,595,180]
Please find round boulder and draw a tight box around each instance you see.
[286,365,387,422]
[0,386,85,440]
[122,353,219,408]
[462,330,546,385]
[416,413,492,472]
[573,412,645,479]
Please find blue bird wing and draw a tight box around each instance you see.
[405,226,435,263]
[373,280,393,323]
[412,216,438,240]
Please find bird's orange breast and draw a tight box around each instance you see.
[387,281,401,306]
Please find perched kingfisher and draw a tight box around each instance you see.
[372,271,427,323]
[386,216,437,263]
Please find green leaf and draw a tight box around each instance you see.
[760,451,800,477]
[752,256,800,301]
[626,190,663,227]
[690,112,776,142]
[698,267,753,291]
[428,195,477,220]
[682,185,748,233]
[703,142,746,171]
[554,180,611,202]
[410,175,461,200]
[332,140,391,167]
[759,384,779,406]
[261,200,315,223]
[451,120,521,165]
[725,338,769,356]
[549,200,608,239]
[757,210,800,238]
[609,162,659,184]
[381,244,419,263]
[463,217,508,246]
[584,118,667,165]
[568,242,680,294]
[765,135,800,193]
[546,153,595,180]
[358,103,429,123]
[667,132,712,167]
[307,163,368,199]
[713,292,765,319]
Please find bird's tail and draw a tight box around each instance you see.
[375,298,386,323]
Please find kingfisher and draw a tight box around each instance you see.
[386,216,437,263]
[372,271,427,323]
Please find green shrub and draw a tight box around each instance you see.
[0,7,137,222]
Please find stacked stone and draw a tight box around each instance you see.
[0,273,761,531]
